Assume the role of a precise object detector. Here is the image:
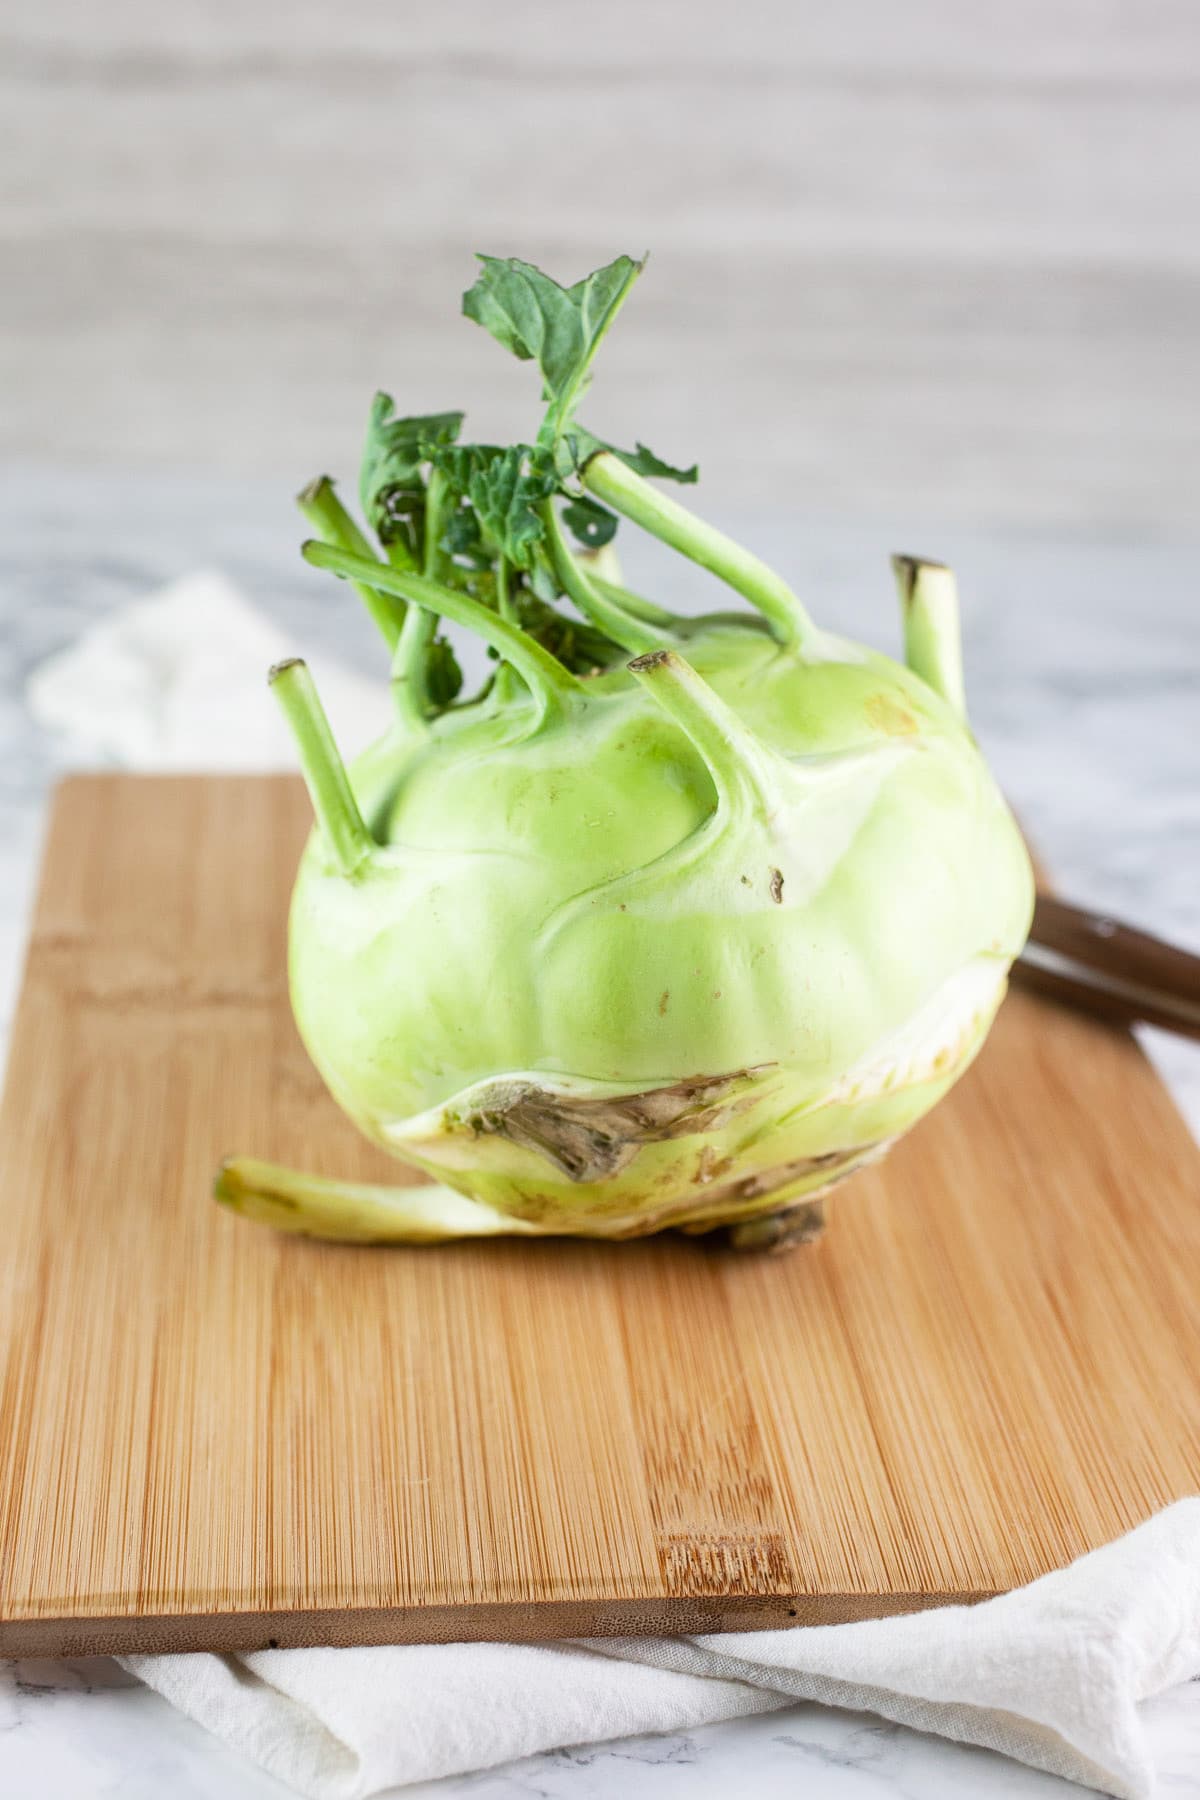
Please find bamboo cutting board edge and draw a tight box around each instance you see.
[0,1588,977,1659]
[2,774,1199,1656]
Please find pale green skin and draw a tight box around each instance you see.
[275,617,1033,1239]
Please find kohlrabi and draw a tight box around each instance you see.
[217,254,1034,1252]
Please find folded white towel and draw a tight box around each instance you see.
[26,569,392,771]
[119,1502,1200,1800]
[28,574,1200,1800]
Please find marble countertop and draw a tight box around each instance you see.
[1,466,1198,1797]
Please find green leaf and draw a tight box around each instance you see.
[429,443,556,570]
[461,255,699,491]
[425,634,464,706]
[440,502,491,571]
[359,393,463,559]
[609,439,699,484]
[462,254,643,442]
[509,586,622,672]
[527,553,560,606]
[569,427,698,485]
[562,496,618,549]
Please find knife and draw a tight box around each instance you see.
[1015,893,1200,1042]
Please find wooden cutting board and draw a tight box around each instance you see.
[2,774,1198,1656]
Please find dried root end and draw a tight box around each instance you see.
[721,1197,828,1254]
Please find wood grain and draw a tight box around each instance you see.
[1,773,1199,1656]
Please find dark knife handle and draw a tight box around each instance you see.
[1014,894,1200,1042]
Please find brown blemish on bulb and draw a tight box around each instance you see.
[681,1141,887,1238]
[459,1068,770,1183]
[865,693,919,736]
[658,989,670,1016]
[694,1145,732,1186]
[768,868,784,904]
[695,1146,716,1184]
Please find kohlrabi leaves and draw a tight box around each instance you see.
[462,254,642,446]
[425,634,464,706]
[561,496,619,549]
[461,255,698,488]
[429,443,556,571]
[440,501,492,572]
[567,430,699,485]
[527,555,561,606]
[509,587,621,672]
[607,439,699,484]
[360,394,464,561]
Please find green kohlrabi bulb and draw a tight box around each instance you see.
[216,256,1034,1252]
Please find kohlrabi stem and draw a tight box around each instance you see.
[390,602,435,733]
[584,452,814,646]
[387,468,452,727]
[891,555,967,722]
[626,648,776,821]
[495,554,517,624]
[383,537,420,574]
[422,468,452,582]
[493,554,521,705]
[297,476,405,651]
[268,658,374,875]
[302,541,582,723]
[539,501,664,655]
[215,1156,536,1242]
[588,573,683,630]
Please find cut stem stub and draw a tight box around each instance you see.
[892,554,967,722]
[626,647,777,821]
[297,476,405,652]
[268,658,374,875]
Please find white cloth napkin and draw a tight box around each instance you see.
[26,569,393,770]
[27,574,1200,1800]
[118,1503,1200,1800]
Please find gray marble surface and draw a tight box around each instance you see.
[0,466,1198,1796]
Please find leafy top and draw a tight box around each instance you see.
[463,254,641,453]
[308,253,720,696]
[428,443,555,572]
[461,253,698,490]
[360,397,463,564]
